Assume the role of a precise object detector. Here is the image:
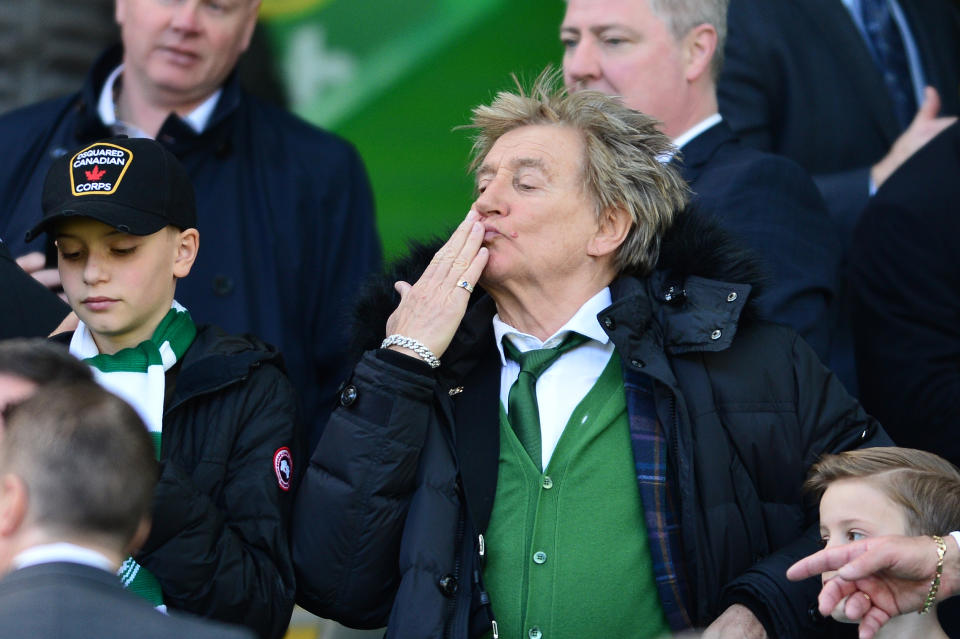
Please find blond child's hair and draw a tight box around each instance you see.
[806,447,960,537]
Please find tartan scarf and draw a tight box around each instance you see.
[68,301,197,610]
[624,367,693,632]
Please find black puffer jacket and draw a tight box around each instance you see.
[130,326,299,639]
[292,214,888,638]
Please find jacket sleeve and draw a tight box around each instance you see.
[0,240,70,339]
[292,349,436,628]
[137,363,299,639]
[719,333,892,638]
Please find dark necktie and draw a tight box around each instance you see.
[503,332,589,471]
[859,0,917,128]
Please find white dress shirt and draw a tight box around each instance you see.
[673,113,724,151]
[97,64,221,139]
[494,288,616,470]
[12,542,115,572]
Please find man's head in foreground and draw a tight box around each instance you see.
[0,339,93,429]
[561,0,728,137]
[0,382,158,575]
[28,137,200,355]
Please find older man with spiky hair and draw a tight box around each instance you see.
[291,72,888,639]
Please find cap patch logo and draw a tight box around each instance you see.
[273,447,293,491]
[69,142,133,197]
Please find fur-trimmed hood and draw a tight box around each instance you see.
[349,207,767,358]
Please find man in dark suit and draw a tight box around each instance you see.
[0,369,254,639]
[849,119,960,637]
[561,0,841,362]
[719,0,960,241]
[850,122,960,467]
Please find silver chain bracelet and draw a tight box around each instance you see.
[381,334,441,369]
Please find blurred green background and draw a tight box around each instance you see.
[261,0,566,258]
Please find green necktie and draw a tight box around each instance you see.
[503,332,590,471]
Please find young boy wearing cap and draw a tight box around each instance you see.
[27,137,299,639]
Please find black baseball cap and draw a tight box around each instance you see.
[26,137,197,242]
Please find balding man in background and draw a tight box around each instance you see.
[561,0,842,366]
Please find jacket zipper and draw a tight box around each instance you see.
[445,512,466,639]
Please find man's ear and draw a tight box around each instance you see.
[587,206,632,259]
[239,1,263,54]
[124,516,152,557]
[683,23,718,84]
[0,474,28,538]
[172,229,199,279]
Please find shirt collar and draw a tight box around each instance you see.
[492,287,613,365]
[97,64,222,137]
[12,542,115,573]
[673,113,724,150]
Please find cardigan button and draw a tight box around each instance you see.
[542,476,553,489]
[438,574,458,597]
[528,627,542,639]
[533,551,547,564]
[339,384,358,407]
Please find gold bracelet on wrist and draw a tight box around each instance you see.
[919,535,947,614]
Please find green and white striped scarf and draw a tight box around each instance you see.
[69,301,197,611]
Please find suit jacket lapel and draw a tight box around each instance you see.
[791,0,902,144]
[673,120,735,186]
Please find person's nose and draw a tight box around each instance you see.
[563,37,602,89]
[473,175,510,219]
[170,0,202,34]
[82,253,109,286]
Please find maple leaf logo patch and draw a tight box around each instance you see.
[69,142,133,197]
[85,165,106,181]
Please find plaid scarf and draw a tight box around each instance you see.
[624,368,693,632]
[69,301,197,610]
